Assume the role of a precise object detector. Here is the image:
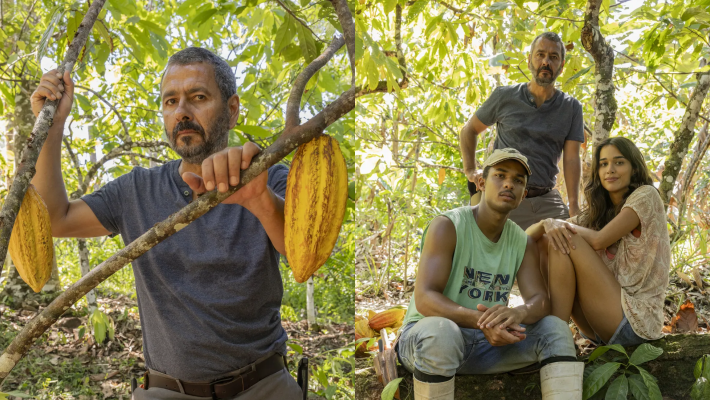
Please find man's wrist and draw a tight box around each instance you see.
[243,187,277,216]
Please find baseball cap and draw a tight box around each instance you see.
[482,148,532,176]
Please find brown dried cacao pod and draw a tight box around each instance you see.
[284,135,348,283]
[8,184,54,292]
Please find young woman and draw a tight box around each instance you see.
[526,137,670,346]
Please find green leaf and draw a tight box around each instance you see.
[627,374,649,400]
[0,392,33,399]
[138,19,166,36]
[407,0,429,21]
[383,0,397,14]
[691,377,710,400]
[381,377,403,400]
[274,16,296,54]
[605,375,628,400]
[583,362,621,400]
[638,368,662,400]
[287,341,303,354]
[37,6,65,64]
[235,125,271,137]
[296,24,318,63]
[588,346,611,362]
[564,65,593,84]
[194,8,219,27]
[629,344,663,366]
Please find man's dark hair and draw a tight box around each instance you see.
[530,32,566,61]
[161,47,237,103]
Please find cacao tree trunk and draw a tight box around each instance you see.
[659,59,710,209]
[306,276,317,331]
[77,238,97,311]
[582,0,617,149]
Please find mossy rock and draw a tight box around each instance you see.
[354,334,710,400]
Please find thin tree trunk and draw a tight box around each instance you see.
[306,276,316,331]
[77,239,96,311]
[660,59,710,209]
[582,0,617,148]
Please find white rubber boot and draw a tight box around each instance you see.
[413,376,455,400]
[540,362,584,400]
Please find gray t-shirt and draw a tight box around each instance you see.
[82,160,289,382]
[475,83,584,188]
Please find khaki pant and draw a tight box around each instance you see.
[470,189,569,230]
[131,361,302,400]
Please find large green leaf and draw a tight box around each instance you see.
[235,125,271,137]
[627,374,649,400]
[629,344,663,366]
[583,362,621,400]
[36,6,65,64]
[296,23,318,63]
[381,377,403,400]
[638,368,662,400]
[605,375,628,400]
[274,16,296,54]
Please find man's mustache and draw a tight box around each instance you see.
[538,65,553,74]
[172,120,205,138]
[499,190,516,200]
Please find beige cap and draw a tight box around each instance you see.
[482,148,532,176]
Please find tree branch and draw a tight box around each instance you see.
[285,34,345,129]
[274,0,325,43]
[356,6,409,97]
[651,75,710,124]
[0,0,106,280]
[81,140,169,194]
[74,84,131,142]
[659,59,710,209]
[330,0,355,86]
[581,0,617,149]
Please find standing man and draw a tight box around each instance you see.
[460,32,584,230]
[30,47,303,399]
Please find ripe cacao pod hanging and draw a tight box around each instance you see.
[8,184,54,292]
[285,135,348,283]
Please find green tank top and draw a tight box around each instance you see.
[402,206,528,326]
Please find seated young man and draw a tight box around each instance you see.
[396,149,582,400]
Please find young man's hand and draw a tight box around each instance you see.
[182,142,269,209]
[477,304,526,346]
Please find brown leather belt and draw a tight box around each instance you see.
[526,186,552,198]
[143,353,286,399]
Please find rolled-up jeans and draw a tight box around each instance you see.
[396,315,576,377]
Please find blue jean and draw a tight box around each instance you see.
[578,314,646,347]
[396,316,576,377]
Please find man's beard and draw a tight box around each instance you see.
[167,109,230,164]
[529,64,561,87]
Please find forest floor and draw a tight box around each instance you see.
[0,294,353,400]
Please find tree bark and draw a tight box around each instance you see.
[0,0,107,277]
[306,276,317,331]
[581,0,617,149]
[0,33,355,382]
[659,60,710,209]
[76,238,96,311]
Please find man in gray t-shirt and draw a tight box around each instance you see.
[460,32,584,230]
[30,47,302,399]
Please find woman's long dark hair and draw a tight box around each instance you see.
[578,137,654,230]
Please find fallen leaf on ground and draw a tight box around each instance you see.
[666,299,700,334]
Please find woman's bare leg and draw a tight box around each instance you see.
[571,298,596,339]
[547,239,577,321]
[538,235,550,292]
[559,234,623,342]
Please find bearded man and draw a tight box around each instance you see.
[30,47,302,399]
[460,32,584,230]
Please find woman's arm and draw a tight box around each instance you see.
[570,207,640,251]
[525,220,546,242]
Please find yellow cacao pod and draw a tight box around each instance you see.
[285,135,348,283]
[355,319,377,338]
[368,308,406,331]
[8,185,54,293]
